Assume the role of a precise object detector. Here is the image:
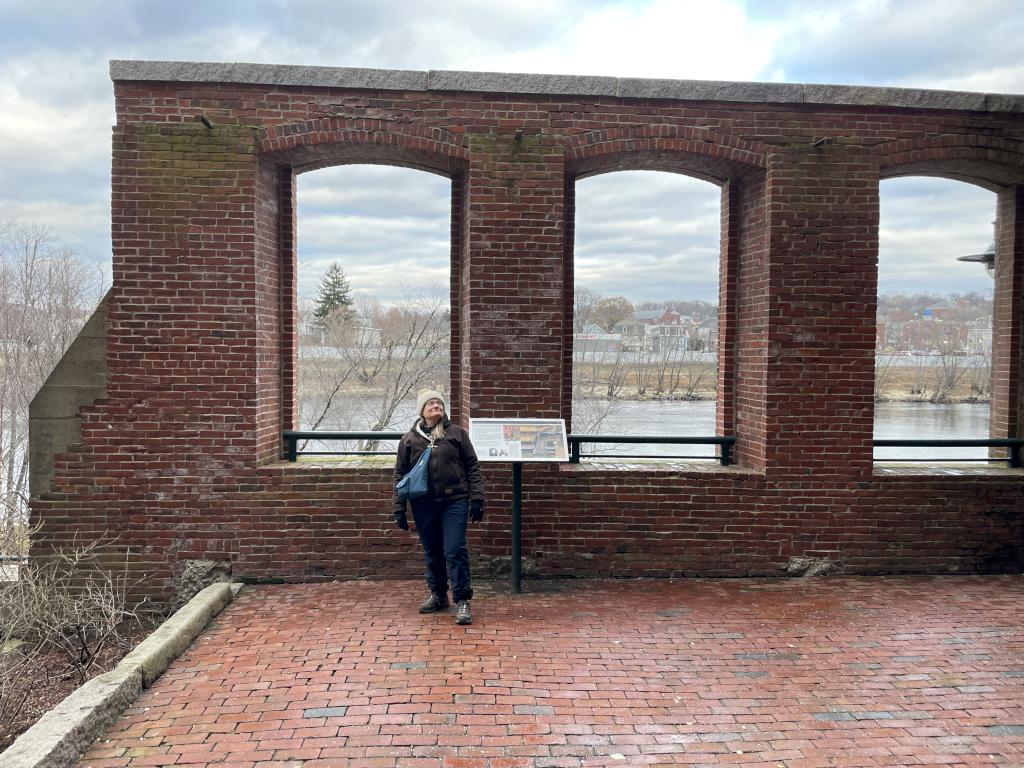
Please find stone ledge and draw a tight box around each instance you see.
[0,582,239,768]
[110,60,426,91]
[874,463,1024,477]
[110,60,1024,113]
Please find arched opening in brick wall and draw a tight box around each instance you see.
[877,138,1024,464]
[258,121,469,448]
[294,164,453,446]
[875,177,997,460]
[563,132,766,464]
[571,170,721,454]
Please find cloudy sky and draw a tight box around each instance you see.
[2,0,1021,305]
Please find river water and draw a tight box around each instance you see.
[595,400,990,460]
[299,397,991,461]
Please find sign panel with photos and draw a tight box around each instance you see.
[469,418,569,463]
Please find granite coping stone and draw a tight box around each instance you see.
[1,581,239,768]
[110,60,1024,113]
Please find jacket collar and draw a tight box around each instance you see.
[414,416,450,442]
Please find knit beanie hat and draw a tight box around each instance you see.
[416,389,446,417]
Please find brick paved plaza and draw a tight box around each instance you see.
[78,576,1024,767]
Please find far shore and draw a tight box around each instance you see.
[573,391,990,405]
[299,358,991,406]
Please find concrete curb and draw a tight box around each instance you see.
[1,581,240,768]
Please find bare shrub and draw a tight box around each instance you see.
[0,500,29,564]
[0,537,144,728]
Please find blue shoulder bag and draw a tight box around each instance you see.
[395,440,433,502]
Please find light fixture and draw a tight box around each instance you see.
[956,240,995,278]
[954,219,995,280]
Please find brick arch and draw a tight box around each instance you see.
[878,136,1024,191]
[262,119,469,435]
[259,118,468,175]
[561,127,765,454]
[566,126,766,182]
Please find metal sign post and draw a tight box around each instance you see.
[469,418,569,594]
[511,462,523,592]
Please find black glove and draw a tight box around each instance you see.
[470,499,484,523]
[394,511,409,530]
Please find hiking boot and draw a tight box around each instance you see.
[419,593,449,613]
[455,600,472,625]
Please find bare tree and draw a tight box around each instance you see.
[652,335,679,395]
[296,301,360,433]
[678,355,713,400]
[0,220,103,557]
[874,350,899,401]
[907,352,929,398]
[360,291,450,434]
[570,383,625,438]
[570,342,627,452]
[297,287,450,452]
[966,348,991,402]
[571,337,628,437]
[573,286,602,334]
[923,323,969,403]
[632,344,655,396]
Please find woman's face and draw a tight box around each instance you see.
[422,398,444,425]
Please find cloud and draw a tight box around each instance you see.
[456,0,779,80]
[0,83,111,183]
[298,166,450,219]
[763,0,1024,90]
[1,0,1019,313]
[296,165,451,303]
[575,171,721,303]
[879,177,996,296]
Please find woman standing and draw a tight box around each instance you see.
[393,389,485,625]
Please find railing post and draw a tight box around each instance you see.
[511,462,523,592]
[569,437,580,464]
[1011,440,1022,469]
[720,440,731,467]
[286,433,298,462]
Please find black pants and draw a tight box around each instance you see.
[411,497,473,602]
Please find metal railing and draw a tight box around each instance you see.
[283,431,402,461]
[873,438,1023,467]
[284,430,734,465]
[283,431,1022,468]
[568,435,734,465]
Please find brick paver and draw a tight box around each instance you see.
[78,576,1024,767]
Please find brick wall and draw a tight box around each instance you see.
[30,65,1024,605]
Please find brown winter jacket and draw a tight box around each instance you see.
[393,417,485,514]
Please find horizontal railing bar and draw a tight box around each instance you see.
[287,432,732,444]
[569,435,734,445]
[285,430,403,440]
[286,432,1020,445]
[874,457,1007,462]
[295,450,394,456]
[873,438,1024,447]
[577,453,720,460]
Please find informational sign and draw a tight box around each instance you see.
[469,418,569,463]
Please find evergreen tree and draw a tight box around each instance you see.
[312,262,354,328]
